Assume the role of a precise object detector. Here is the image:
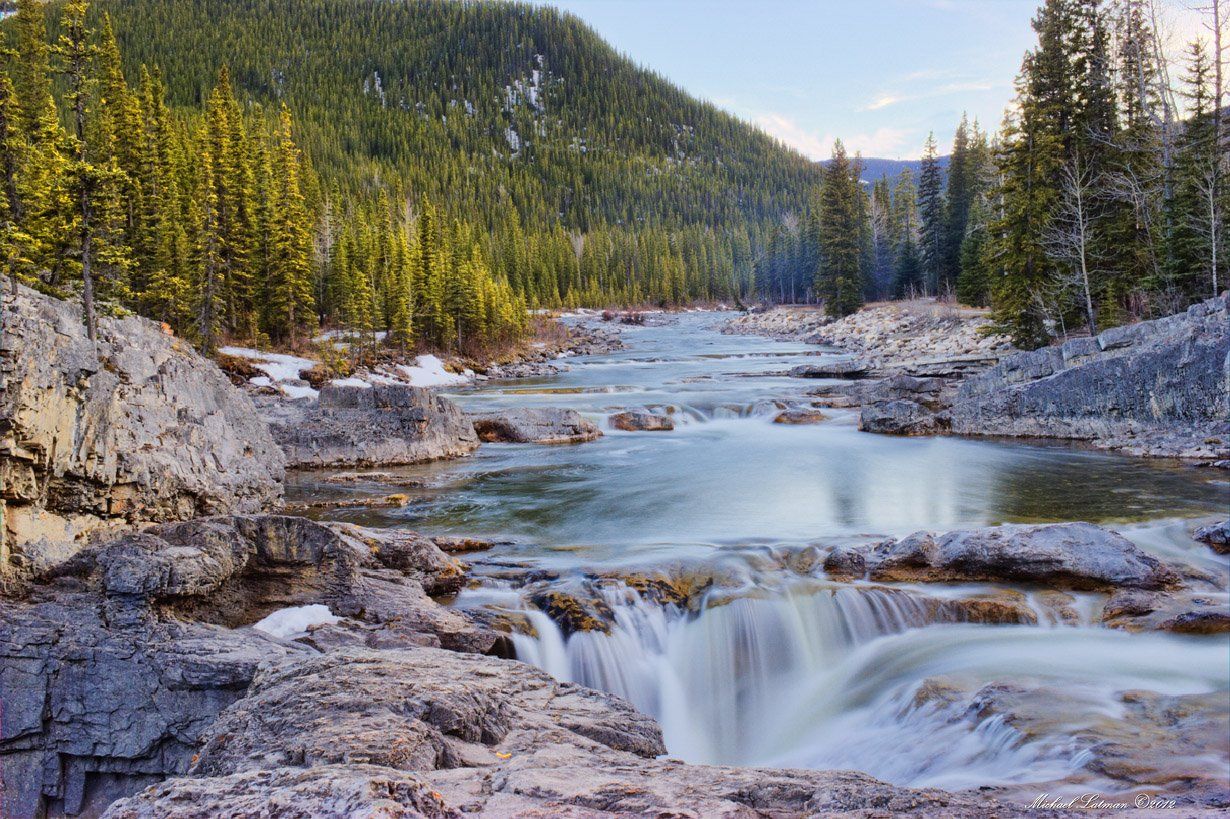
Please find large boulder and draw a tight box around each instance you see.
[268,384,479,468]
[190,648,665,777]
[0,282,285,576]
[865,522,1182,591]
[950,295,1230,460]
[470,407,601,444]
[0,514,497,817]
[610,409,674,431]
[167,647,1003,818]
[859,399,948,435]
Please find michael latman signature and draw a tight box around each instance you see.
[1029,793,1179,810]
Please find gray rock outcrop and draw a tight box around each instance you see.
[133,646,1008,818]
[950,294,1230,460]
[266,384,480,468]
[470,407,602,444]
[609,409,675,431]
[0,514,498,817]
[828,522,1182,591]
[0,282,285,576]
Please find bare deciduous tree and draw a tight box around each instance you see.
[1043,154,1104,336]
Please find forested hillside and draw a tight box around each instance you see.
[102,0,823,305]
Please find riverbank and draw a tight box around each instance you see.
[217,316,625,401]
[723,299,1013,373]
[2,282,1227,816]
[722,296,1230,463]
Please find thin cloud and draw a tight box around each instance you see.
[860,79,1000,111]
[753,113,830,159]
[753,113,912,160]
[864,95,902,111]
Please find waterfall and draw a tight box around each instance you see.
[509,580,1230,788]
[512,582,934,765]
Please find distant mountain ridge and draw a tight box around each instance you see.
[831,156,952,184]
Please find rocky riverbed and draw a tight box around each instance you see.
[724,296,1230,463]
[2,283,1227,817]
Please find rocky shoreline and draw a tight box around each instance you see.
[723,296,1230,463]
[3,282,1227,817]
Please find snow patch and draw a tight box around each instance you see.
[330,377,371,388]
[280,383,320,401]
[219,346,316,382]
[395,354,471,387]
[251,604,339,639]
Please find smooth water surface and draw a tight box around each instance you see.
[298,312,1227,568]
[293,311,1229,791]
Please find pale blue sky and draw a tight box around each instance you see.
[532,0,1207,160]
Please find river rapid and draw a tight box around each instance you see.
[289,311,1230,797]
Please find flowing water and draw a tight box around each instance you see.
[291,311,1230,793]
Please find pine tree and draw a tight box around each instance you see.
[917,132,946,295]
[56,0,132,339]
[942,115,974,288]
[264,105,317,348]
[815,141,864,317]
[986,0,1072,347]
[1170,39,1223,299]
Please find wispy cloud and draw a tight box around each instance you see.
[860,79,1000,111]
[753,113,830,159]
[753,113,914,160]
[864,95,902,111]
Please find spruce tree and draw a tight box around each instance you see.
[264,105,317,348]
[815,141,864,317]
[917,132,946,295]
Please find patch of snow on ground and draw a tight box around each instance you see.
[396,354,471,387]
[251,604,339,639]
[219,346,316,382]
[219,346,320,399]
[280,383,319,401]
[330,377,371,388]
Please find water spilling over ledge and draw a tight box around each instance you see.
[281,311,1228,802]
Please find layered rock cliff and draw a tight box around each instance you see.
[0,283,284,576]
[950,295,1230,461]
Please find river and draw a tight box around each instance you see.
[288,311,1229,795]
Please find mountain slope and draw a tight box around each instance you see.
[104,0,822,235]
[853,156,950,184]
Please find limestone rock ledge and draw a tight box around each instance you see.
[104,647,1013,819]
[0,514,498,817]
[950,294,1230,461]
[263,383,480,468]
[0,282,285,575]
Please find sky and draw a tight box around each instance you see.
[530,0,1214,161]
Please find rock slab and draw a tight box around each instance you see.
[0,281,285,576]
[827,522,1182,591]
[268,384,479,467]
[951,295,1230,460]
[470,407,602,444]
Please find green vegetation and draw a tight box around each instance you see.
[759,0,1226,343]
[2,0,528,354]
[4,0,1222,351]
